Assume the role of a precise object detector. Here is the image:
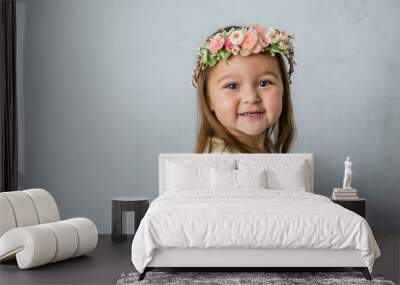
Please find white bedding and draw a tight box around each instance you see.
[131,189,381,273]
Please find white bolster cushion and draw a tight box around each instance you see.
[0,225,57,269]
[0,191,39,227]
[63,218,98,257]
[0,196,17,237]
[23,189,60,223]
[0,218,98,269]
[41,221,79,262]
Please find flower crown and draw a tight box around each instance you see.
[192,24,296,88]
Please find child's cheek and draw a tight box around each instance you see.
[263,94,283,121]
[214,97,240,126]
[226,97,241,120]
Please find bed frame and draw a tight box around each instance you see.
[138,153,372,281]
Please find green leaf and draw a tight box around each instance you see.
[267,44,282,54]
[208,55,218,67]
[221,30,228,39]
[220,50,231,60]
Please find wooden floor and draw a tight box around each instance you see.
[0,233,398,284]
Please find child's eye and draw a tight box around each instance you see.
[258,80,272,87]
[224,83,239,90]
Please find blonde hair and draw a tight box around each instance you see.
[193,25,297,154]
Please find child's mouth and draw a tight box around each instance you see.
[238,111,265,120]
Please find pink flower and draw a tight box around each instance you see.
[251,42,263,54]
[240,29,258,56]
[256,27,270,48]
[252,24,269,48]
[252,24,265,35]
[258,34,269,48]
[208,36,225,55]
[224,38,233,52]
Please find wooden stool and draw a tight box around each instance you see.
[111,197,149,242]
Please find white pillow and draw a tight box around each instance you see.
[211,168,236,189]
[166,159,235,191]
[237,159,309,191]
[266,161,308,191]
[237,169,267,188]
[211,168,267,190]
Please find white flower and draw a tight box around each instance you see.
[266,27,280,44]
[199,48,208,64]
[265,27,275,43]
[229,30,244,45]
[278,40,286,50]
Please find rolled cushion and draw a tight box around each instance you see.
[0,191,39,227]
[23,189,60,224]
[63,218,98,257]
[0,188,60,237]
[0,225,57,268]
[0,196,17,237]
[0,218,98,269]
[42,221,79,262]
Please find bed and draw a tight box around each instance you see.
[131,153,381,281]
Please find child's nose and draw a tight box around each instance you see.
[241,86,261,103]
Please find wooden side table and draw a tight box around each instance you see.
[332,198,366,219]
[112,197,150,242]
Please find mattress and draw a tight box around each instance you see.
[131,189,381,273]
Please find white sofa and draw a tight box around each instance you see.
[0,188,98,269]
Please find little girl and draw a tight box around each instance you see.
[192,24,297,154]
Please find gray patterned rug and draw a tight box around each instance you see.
[116,271,397,285]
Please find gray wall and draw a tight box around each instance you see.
[16,0,400,234]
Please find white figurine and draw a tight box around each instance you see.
[342,156,352,189]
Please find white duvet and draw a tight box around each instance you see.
[131,189,381,273]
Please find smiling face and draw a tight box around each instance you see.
[206,53,284,150]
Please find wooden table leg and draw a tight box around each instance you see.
[112,201,124,241]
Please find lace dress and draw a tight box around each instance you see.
[203,137,240,154]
